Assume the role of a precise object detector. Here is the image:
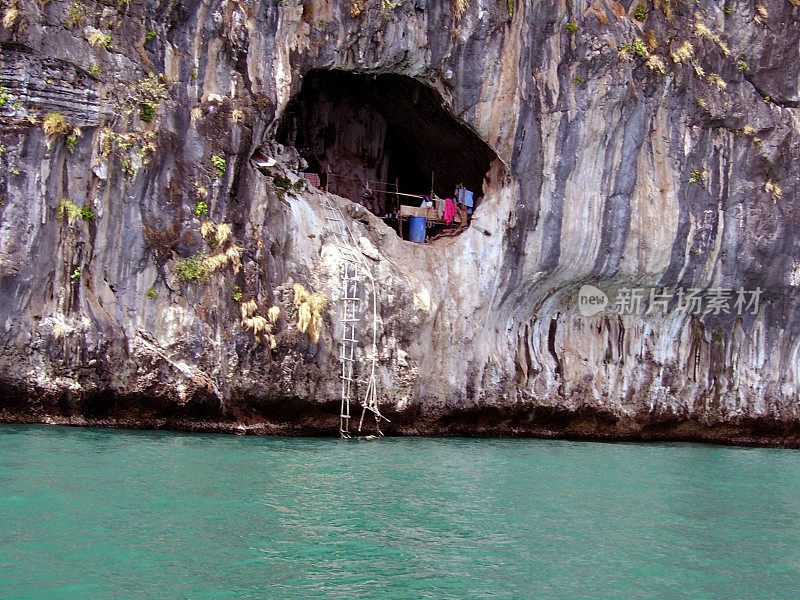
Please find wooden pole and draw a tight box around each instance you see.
[325,164,329,193]
[430,171,434,197]
[394,191,427,199]
[395,177,401,237]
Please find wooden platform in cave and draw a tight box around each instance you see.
[275,69,497,241]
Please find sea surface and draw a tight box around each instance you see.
[1,425,799,599]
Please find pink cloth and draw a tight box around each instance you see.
[443,197,456,224]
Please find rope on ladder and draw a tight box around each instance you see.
[317,194,389,437]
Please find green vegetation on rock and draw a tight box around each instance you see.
[65,1,86,28]
[57,199,95,224]
[175,255,207,281]
[211,155,226,178]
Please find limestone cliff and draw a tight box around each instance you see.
[2,0,800,445]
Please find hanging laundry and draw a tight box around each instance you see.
[443,198,456,224]
[455,187,474,212]
[434,195,445,219]
[462,188,474,215]
[300,172,321,188]
[420,196,434,209]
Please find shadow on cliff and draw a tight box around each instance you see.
[3,379,800,447]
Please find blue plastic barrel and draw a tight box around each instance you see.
[408,216,426,243]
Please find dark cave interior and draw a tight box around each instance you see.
[275,69,497,224]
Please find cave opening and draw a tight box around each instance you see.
[274,69,498,241]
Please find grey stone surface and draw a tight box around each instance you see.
[1,0,800,444]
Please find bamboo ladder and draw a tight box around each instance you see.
[317,191,389,438]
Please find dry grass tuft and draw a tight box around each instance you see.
[88,31,108,47]
[765,181,783,200]
[310,313,324,344]
[453,0,467,20]
[670,41,694,63]
[694,21,730,56]
[201,221,216,240]
[198,221,241,273]
[268,306,280,323]
[297,302,312,338]
[656,0,672,19]
[202,252,229,274]
[215,223,231,246]
[240,299,278,346]
[3,6,19,28]
[695,21,713,39]
[200,222,231,247]
[42,112,71,138]
[707,73,727,90]
[646,55,667,74]
[350,0,364,19]
[243,315,270,336]
[645,30,658,52]
[225,244,243,273]
[292,284,327,343]
[293,283,310,306]
[308,293,328,314]
[241,299,258,320]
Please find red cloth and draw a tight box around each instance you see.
[443,197,456,224]
[302,172,321,188]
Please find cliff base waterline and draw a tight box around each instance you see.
[3,387,800,448]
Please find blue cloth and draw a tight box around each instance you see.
[462,189,474,208]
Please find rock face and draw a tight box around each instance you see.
[2,0,800,445]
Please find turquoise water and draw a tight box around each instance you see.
[1,426,799,599]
